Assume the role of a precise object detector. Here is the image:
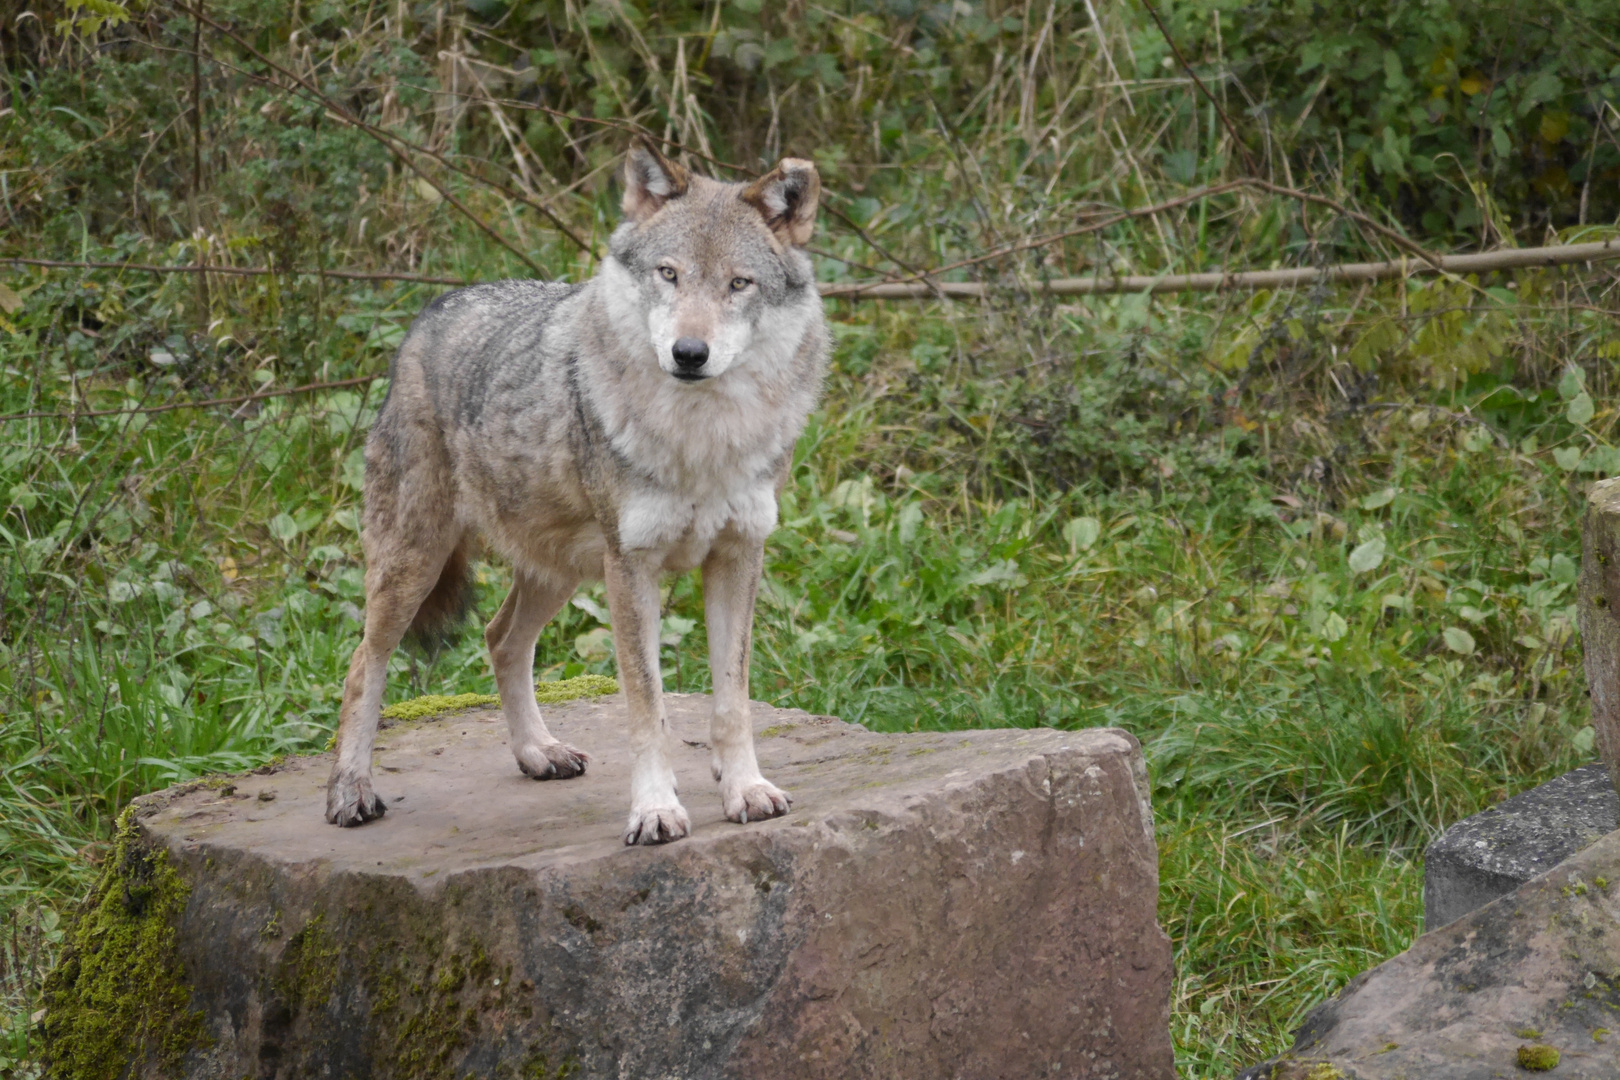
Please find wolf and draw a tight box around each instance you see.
[325,141,829,845]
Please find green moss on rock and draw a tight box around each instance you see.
[276,914,340,1013]
[533,673,617,705]
[381,692,500,721]
[40,806,208,1080]
[1518,1043,1561,1071]
[377,675,618,722]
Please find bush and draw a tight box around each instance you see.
[1184,0,1620,238]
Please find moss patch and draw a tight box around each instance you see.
[1517,1043,1561,1071]
[40,807,208,1080]
[533,673,617,705]
[276,914,340,1013]
[378,675,619,722]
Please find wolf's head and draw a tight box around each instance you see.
[606,141,820,383]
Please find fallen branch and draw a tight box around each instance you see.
[818,239,1620,299]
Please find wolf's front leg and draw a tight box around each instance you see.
[703,535,791,824]
[603,548,690,845]
[486,570,589,779]
[327,635,392,826]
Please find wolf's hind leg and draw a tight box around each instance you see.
[703,535,791,824]
[485,570,588,779]
[327,539,460,826]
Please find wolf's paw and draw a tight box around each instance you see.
[326,772,387,827]
[722,778,792,825]
[623,803,691,846]
[515,741,589,780]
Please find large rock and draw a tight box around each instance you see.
[1250,828,1620,1079]
[1424,763,1618,929]
[45,693,1174,1079]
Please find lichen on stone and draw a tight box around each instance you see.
[1517,1043,1561,1071]
[40,806,208,1080]
[377,675,619,722]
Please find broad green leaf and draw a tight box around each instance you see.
[1554,447,1583,471]
[1442,626,1476,655]
[1063,516,1101,553]
[1320,612,1348,642]
[1567,391,1594,426]
[268,513,300,543]
[1348,536,1386,574]
[574,627,614,662]
[1559,365,1586,400]
[1550,553,1578,585]
[1360,487,1397,510]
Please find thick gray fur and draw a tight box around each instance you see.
[327,144,829,845]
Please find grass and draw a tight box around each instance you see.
[3,271,1613,1076]
[4,0,1620,1075]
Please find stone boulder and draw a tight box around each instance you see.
[1249,828,1620,1079]
[43,693,1174,1080]
[1424,763,1618,929]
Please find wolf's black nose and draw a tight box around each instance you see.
[672,337,709,371]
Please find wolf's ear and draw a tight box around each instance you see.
[622,140,690,223]
[741,158,820,248]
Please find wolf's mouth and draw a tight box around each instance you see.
[672,371,710,383]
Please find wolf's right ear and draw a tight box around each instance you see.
[622,140,690,223]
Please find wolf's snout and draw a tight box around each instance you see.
[671,337,710,375]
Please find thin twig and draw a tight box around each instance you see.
[1139,0,1259,175]
[182,3,552,273]
[0,374,381,424]
[0,257,469,284]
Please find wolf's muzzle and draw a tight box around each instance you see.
[671,337,710,380]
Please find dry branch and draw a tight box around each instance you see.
[819,239,1620,299]
[0,374,381,424]
[0,257,468,285]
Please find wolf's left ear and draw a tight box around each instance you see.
[741,158,820,248]
[623,139,690,223]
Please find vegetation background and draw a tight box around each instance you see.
[2,0,1619,1074]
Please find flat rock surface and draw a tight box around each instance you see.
[1425,763,1618,928]
[1255,827,1620,1080]
[122,694,1174,1079]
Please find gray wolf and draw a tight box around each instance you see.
[326,141,829,844]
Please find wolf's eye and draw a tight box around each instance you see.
[658,266,677,283]
[730,277,752,292]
